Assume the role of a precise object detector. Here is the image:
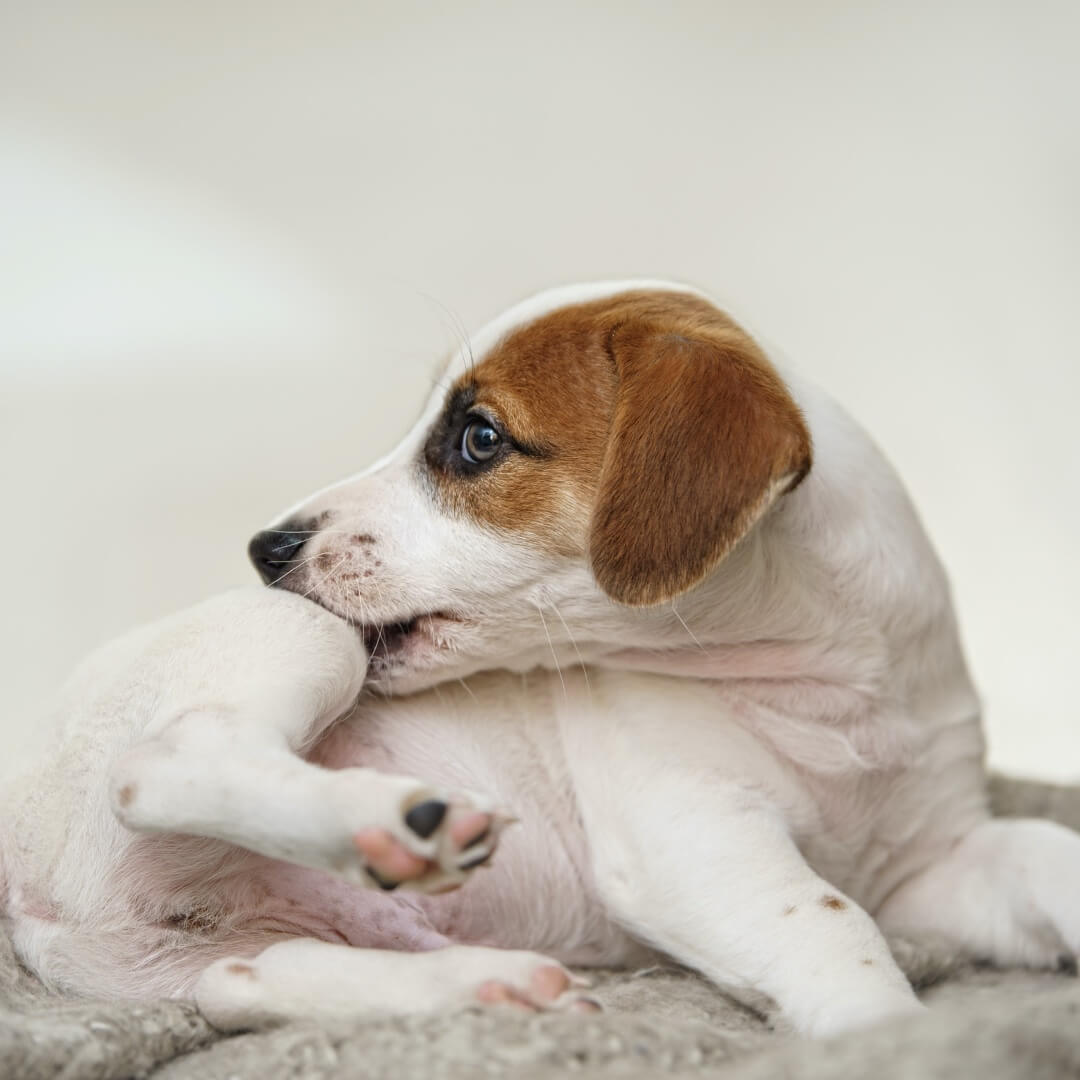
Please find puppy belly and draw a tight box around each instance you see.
[247,861,452,951]
[266,711,648,968]
[251,854,641,968]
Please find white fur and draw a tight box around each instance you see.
[196,940,588,1029]
[3,281,1073,1038]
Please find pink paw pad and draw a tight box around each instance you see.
[451,810,495,867]
[474,966,599,1013]
[353,828,428,889]
[475,980,539,1011]
[351,801,501,890]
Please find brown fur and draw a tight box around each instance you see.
[432,289,812,604]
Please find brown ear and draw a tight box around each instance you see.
[588,313,812,606]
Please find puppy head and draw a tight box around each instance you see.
[253,283,811,691]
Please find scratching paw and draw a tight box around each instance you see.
[345,785,513,894]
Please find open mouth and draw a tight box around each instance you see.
[360,611,457,668]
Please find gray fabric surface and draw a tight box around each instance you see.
[3,773,1079,1079]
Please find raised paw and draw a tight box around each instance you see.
[350,791,513,894]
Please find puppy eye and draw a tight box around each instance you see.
[461,419,502,464]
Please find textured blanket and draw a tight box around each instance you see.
[3,775,1080,1080]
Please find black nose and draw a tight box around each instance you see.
[248,528,309,584]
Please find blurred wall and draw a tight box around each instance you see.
[1,1,1077,777]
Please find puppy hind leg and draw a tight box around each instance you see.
[877,818,1080,970]
[580,780,924,1037]
[195,938,593,1030]
[12,913,280,1000]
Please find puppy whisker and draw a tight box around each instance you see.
[259,529,362,535]
[415,290,476,374]
[266,552,325,586]
[534,603,567,700]
[671,604,707,653]
[547,601,591,703]
[301,554,350,601]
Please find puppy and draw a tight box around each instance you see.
[4,281,1078,1038]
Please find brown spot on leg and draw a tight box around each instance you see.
[225,962,257,978]
[116,784,135,808]
[862,958,874,966]
[351,533,376,545]
[821,894,847,911]
[163,904,222,933]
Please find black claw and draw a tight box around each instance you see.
[463,826,490,851]
[458,849,493,871]
[367,868,399,891]
[405,799,448,839]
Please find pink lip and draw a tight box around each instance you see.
[361,612,460,669]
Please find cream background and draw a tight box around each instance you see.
[1,2,1077,778]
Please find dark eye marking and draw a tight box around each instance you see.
[422,383,548,477]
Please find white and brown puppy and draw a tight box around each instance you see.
[4,281,1078,1038]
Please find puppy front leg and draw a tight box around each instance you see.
[573,758,920,1037]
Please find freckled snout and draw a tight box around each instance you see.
[248,527,309,584]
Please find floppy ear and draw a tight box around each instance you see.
[588,317,812,606]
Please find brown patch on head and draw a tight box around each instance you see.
[424,288,812,601]
[225,962,257,978]
[423,310,617,555]
[821,894,847,911]
[862,957,874,966]
[782,904,798,916]
[116,784,135,808]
